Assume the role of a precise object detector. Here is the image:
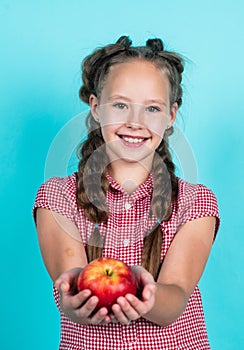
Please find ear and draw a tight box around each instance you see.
[89,94,100,122]
[168,102,178,128]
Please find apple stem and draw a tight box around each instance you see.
[105,268,113,276]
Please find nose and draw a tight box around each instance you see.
[125,104,144,128]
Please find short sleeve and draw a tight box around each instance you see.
[177,181,220,239]
[33,175,78,225]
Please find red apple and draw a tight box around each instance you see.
[77,257,137,313]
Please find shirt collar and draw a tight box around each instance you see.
[106,173,153,200]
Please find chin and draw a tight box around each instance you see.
[105,146,154,167]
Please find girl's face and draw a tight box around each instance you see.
[90,60,177,168]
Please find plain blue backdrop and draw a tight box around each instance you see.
[0,1,243,349]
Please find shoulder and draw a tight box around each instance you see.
[175,178,220,234]
[41,172,77,189]
[33,173,78,222]
[177,178,218,207]
[36,173,77,198]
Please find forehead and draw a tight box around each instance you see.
[100,60,170,102]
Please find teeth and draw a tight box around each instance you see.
[123,137,144,144]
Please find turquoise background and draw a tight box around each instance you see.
[1,1,243,349]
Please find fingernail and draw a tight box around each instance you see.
[145,291,151,299]
[90,297,98,306]
[61,283,68,292]
[83,290,91,298]
[119,299,125,306]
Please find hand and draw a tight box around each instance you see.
[54,268,110,325]
[110,266,156,325]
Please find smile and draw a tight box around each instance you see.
[118,134,149,146]
[123,136,145,144]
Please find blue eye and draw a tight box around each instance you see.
[113,102,128,109]
[146,106,161,113]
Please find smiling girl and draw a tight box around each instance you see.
[33,36,220,349]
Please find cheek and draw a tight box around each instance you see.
[99,105,122,131]
[100,124,117,142]
[146,117,169,138]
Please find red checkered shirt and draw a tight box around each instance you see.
[33,172,220,350]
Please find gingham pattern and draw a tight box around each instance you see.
[33,173,220,350]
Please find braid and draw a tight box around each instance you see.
[76,113,110,262]
[157,51,184,107]
[156,135,178,200]
[146,38,184,107]
[79,36,132,103]
[146,38,164,53]
[141,138,178,280]
[141,226,163,280]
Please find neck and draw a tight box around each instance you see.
[108,159,153,194]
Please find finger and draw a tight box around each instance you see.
[111,303,131,325]
[69,289,92,309]
[76,295,101,318]
[132,267,156,301]
[125,294,149,316]
[109,314,119,323]
[138,270,155,287]
[88,307,110,325]
[55,267,82,292]
[141,283,156,301]
[116,297,140,321]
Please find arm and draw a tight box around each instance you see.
[113,216,217,326]
[35,208,110,325]
[36,208,87,280]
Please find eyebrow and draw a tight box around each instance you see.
[108,95,131,102]
[108,95,167,106]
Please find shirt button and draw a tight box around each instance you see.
[124,202,131,210]
[123,239,130,246]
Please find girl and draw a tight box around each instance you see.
[33,36,220,349]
